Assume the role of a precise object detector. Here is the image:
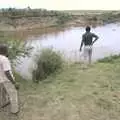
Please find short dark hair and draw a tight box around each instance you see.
[86,26,91,32]
[0,44,8,56]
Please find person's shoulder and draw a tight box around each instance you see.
[90,32,96,36]
[0,55,7,59]
[82,33,86,37]
[0,55,9,62]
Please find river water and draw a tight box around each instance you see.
[16,23,120,79]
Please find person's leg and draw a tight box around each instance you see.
[3,81,19,114]
[0,83,10,108]
[88,47,92,64]
[83,47,88,64]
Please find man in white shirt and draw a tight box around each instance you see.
[0,44,19,114]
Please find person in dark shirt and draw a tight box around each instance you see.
[80,26,99,64]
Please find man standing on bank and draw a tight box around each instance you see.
[80,26,99,64]
[0,44,19,114]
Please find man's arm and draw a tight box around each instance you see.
[5,71,19,90]
[92,33,99,45]
[5,71,15,84]
[2,57,19,89]
[79,35,84,51]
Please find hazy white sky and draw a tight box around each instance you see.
[0,0,120,10]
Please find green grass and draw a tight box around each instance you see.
[98,54,120,63]
[1,57,120,120]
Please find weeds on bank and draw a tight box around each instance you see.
[32,48,64,82]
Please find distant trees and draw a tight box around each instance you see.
[0,8,71,18]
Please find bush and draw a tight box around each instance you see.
[32,48,63,82]
[98,54,120,63]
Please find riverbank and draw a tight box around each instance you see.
[1,56,120,120]
[1,9,120,31]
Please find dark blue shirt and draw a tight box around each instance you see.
[82,32,98,46]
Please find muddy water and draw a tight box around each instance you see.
[16,23,120,79]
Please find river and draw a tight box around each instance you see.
[15,23,120,79]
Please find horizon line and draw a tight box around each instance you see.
[0,7,120,11]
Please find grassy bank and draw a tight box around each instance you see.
[1,56,120,120]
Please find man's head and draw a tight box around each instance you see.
[0,44,8,57]
[86,26,91,32]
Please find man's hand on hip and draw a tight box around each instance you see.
[79,48,82,52]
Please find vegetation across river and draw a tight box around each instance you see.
[0,8,120,31]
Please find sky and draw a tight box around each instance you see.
[0,0,120,10]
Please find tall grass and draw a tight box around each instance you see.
[32,48,64,82]
[0,32,33,65]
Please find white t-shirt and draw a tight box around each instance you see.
[0,54,13,83]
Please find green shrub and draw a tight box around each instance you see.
[32,48,63,82]
[98,54,120,63]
